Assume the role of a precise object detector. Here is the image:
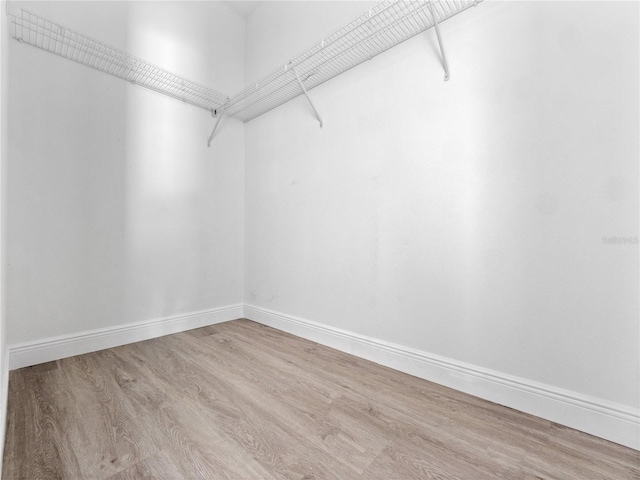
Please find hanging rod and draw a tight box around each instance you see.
[8,8,229,113]
[224,0,482,124]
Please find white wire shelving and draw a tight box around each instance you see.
[7,0,483,145]
[224,0,482,124]
[8,8,229,114]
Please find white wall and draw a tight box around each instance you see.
[244,0,639,443]
[6,1,245,345]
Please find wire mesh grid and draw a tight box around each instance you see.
[10,9,229,112]
[225,0,480,122]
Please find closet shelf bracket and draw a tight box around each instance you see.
[207,105,228,147]
[428,1,450,82]
[290,64,323,128]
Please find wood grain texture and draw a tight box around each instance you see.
[3,319,639,479]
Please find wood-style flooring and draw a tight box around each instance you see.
[2,319,639,479]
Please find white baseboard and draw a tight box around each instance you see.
[244,305,640,451]
[8,304,243,370]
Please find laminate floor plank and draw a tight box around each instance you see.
[330,393,529,480]
[166,334,375,478]
[220,322,550,476]
[3,319,639,480]
[112,343,282,479]
[180,329,393,475]
[105,451,185,480]
[2,367,81,480]
[91,348,273,480]
[56,354,161,479]
[118,335,340,479]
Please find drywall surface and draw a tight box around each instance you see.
[6,1,245,344]
[245,0,639,413]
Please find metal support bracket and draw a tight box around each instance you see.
[290,64,323,128]
[428,2,450,82]
[207,111,225,147]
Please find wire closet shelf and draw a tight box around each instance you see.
[224,0,481,123]
[9,8,229,113]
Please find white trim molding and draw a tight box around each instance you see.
[8,304,243,370]
[244,305,640,451]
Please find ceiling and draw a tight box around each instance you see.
[222,1,262,19]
